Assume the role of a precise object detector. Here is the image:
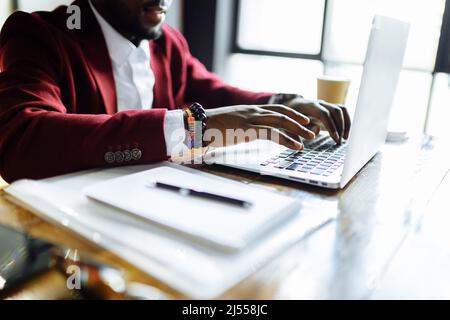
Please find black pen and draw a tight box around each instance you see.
[151,181,252,208]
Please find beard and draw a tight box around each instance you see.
[131,21,164,41]
[103,1,165,43]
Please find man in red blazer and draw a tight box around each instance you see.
[0,0,350,183]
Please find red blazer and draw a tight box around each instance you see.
[0,0,272,182]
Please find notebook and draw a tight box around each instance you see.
[84,167,301,251]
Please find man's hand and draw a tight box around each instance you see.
[286,97,351,144]
[204,105,316,150]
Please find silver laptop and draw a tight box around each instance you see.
[205,16,410,189]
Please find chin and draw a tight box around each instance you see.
[138,9,166,40]
[141,25,164,40]
[131,21,164,41]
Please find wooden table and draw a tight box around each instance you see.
[1,135,450,299]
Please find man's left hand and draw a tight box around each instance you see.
[286,97,351,144]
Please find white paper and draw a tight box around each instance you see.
[84,167,301,251]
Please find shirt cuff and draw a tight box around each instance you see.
[164,110,188,157]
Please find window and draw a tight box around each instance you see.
[236,0,326,56]
[1,0,75,28]
[324,0,444,70]
[0,1,13,28]
[228,0,449,136]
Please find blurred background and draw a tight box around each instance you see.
[1,0,450,138]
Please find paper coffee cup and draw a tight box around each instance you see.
[317,76,351,105]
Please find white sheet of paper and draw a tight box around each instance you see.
[84,167,300,251]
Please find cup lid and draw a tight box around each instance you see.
[317,75,351,82]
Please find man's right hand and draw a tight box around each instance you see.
[204,105,316,150]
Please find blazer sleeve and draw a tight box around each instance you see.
[0,14,168,182]
[167,27,274,108]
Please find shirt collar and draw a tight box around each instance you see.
[89,0,150,66]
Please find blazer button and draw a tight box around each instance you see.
[104,152,115,164]
[123,150,132,162]
[115,151,125,163]
[131,148,142,161]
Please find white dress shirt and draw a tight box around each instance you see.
[89,1,186,156]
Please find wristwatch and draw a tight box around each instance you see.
[183,103,208,149]
[185,102,207,131]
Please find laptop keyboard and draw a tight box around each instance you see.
[260,135,347,177]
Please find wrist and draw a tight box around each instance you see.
[269,93,304,106]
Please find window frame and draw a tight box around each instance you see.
[232,0,450,73]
